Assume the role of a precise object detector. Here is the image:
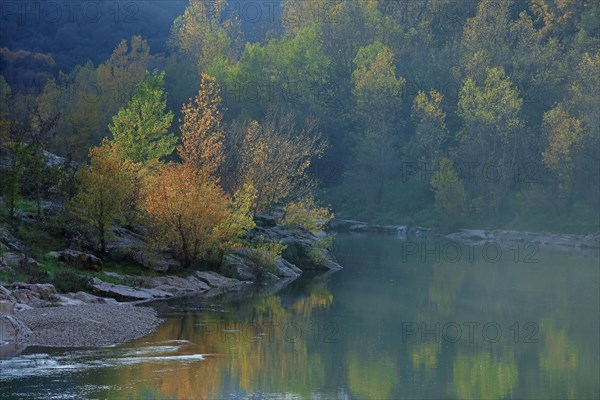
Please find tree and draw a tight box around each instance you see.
[431,158,467,229]
[238,108,326,213]
[178,73,225,179]
[212,183,257,259]
[109,70,176,164]
[22,105,59,217]
[40,62,101,160]
[541,104,583,205]
[352,42,405,205]
[458,66,523,213]
[0,74,10,138]
[70,139,136,253]
[411,90,449,164]
[143,162,230,268]
[97,36,150,127]
[169,0,242,73]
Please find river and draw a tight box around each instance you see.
[1,234,599,399]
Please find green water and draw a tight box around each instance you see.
[2,234,599,399]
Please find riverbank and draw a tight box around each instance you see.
[0,283,162,356]
[330,219,600,253]
[0,212,342,354]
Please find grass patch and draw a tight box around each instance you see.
[15,199,37,213]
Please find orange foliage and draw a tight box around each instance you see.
[143,162,230,267]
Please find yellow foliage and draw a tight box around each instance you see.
[143,162,230,267]
[213,183,257,252]
[70,139,137,252]
[282,196,333,233]
[541,104,583,194]
[178,73,225,179]
[239,109,326,213]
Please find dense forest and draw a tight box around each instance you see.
[1,0,599,245]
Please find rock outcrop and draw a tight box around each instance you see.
[445,229,600,253]
[247,218,342,272]
[48,249,103,271]
[0,313,32,344]
[90,278,173,301]
[107,227,181,272]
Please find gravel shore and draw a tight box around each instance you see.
[16,304,162,347]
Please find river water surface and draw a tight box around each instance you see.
[1,234,599,399]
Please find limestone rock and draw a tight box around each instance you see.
[194,271,243,289]
[48,249,103,271]
[90,278,173,301]
[0,313,32,344]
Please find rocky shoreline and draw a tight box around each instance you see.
[0,215,342,355]
[330,219,600,253]
[0,283,161,357]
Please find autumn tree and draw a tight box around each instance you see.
[143,163,231,268]
[178,73,225,179]
[541,104,583,207]
[97,36,150,122]
[351,41,405,205]
[410,90,449,164]
[169,0,242,73]
[212,183,257,260]
[238,108,326,213]
[458,66,523,213]
[70,139,136,253]
[109,70,176,164]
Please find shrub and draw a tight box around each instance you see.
[51,271,91,293]
[282,196,333,233]
[430,158,467,229]
[247,235,286,276]
[307,235,334,265]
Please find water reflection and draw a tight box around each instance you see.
[2,235,599,399]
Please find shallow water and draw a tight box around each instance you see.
[2,234,599,399]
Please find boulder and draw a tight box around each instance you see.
[328,219,369,231]
[68,231,94,252]
[247,224,340,271]
[274,258,303,278]
[0,228,25,253]
[0,300,15,314]
[141,275,211,296]
[90,277,173,301]
[254,214,278,228]
[1,252,41,269]
[107,227,181,272]
[0,313,32,344]
[0,285,15,302]
[194,271,243,289]
[133,247,181,273]
[222,254,258,281]
[8,283,59,308]
[48,249,102,272]
[63,291,113,304]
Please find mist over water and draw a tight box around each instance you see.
[3,235,598,399]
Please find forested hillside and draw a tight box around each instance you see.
[1,0,599,233]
